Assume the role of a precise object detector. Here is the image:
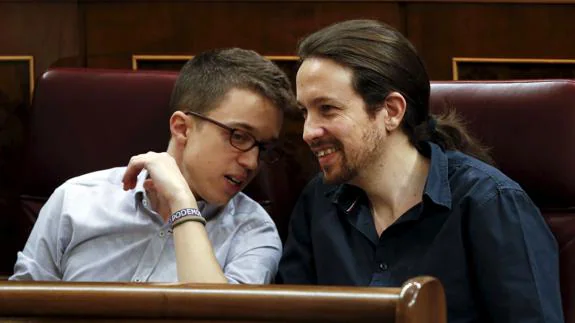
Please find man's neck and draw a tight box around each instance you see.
[352,136,430,235]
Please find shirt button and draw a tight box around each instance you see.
[378,263,389,271]
[134,278,141,282]
[159,231,165,237]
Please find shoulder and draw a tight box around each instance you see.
[228,192,269,217]
[49,167,128,207]
[219,192,278,233]
[62,167,126,189]
[445,151,530,207]
[35,167,130,233]
[447,151,522,191]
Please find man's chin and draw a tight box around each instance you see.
[205,198,229,208]
[201,191,233,207]
[321,166,356,185]
[321,170,345,185]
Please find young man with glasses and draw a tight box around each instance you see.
[11,48,295,284]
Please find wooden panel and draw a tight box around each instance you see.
[84,1,402,69]
[406,3,575,80]
[0,2,81,79]
[453,57,575,80]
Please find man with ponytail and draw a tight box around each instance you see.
[277,20,563,323]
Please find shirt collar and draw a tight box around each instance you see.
[420,141,452,210]
[134,170,221,221]
[133,170,149,209]
[325,141,452,212]
[327,184,364,214]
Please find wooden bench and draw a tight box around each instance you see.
[0,276,445,322]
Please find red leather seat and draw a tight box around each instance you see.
[430,80,575,323]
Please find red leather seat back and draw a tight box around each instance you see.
[22,68,175,196]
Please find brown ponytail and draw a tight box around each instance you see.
[413,109,494,165]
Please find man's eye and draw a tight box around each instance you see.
[231,132,250,143]
[319,105,334,113]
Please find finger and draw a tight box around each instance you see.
[122,155,147,190]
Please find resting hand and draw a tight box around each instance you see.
[122,152,197,216]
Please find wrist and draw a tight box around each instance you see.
[168,191,198,214]
[169,207,206,228]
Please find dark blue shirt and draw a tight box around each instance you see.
[277,142,563,323]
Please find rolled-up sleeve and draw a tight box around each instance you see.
[468,188,564,323]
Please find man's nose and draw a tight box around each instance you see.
[302,115,326,145]
[237,146,259,171]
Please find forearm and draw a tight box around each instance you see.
[173,220,228,283]
[122,152,229,284]
[170,198,227,284]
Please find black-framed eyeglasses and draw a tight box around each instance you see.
[184,111,283,164]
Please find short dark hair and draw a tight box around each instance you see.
[298,19,492,164]
[169,48,295,115]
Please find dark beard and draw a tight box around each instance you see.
[321,153,358,185]
[310,138,353,185]
[319,127,383,185]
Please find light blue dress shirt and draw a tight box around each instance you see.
[10,167,282,284]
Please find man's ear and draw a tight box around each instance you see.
[381,92,407,131]
[169,111,192,145]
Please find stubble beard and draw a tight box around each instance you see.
[322,153,357,185]
[322,128,384,185]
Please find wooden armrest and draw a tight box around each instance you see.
[0,276,445,322]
